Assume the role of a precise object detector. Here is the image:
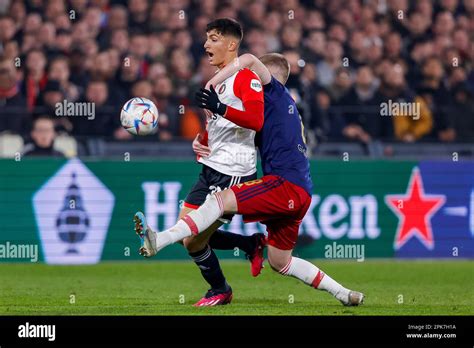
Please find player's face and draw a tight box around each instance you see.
[204,29,234,67]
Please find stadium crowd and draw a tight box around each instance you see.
[0,0,473,156]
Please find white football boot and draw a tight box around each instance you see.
[340,290,365,306]
[134,212,158,258]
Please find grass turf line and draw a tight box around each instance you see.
[0,260,472,315]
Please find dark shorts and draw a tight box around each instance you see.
[184,164,257,221]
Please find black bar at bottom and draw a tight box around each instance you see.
[0,315,471,347]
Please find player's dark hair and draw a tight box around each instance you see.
[206,18,243,41]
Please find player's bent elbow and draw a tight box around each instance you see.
[242,53,258,66]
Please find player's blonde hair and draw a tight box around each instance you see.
[259,53,290,85]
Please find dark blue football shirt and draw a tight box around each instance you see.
[255,76,313,196]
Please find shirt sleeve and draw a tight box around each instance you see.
[222,68,264,131]
[233,68,264,104]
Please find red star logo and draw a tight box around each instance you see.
[385,167,445,250]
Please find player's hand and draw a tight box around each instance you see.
[192,133,211,157]
[195,85,227,116]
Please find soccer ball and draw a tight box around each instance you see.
[120,97,159,136]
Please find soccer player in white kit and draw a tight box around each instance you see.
[135,18,266,306]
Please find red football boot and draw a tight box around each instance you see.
[193,287,233,307]
[247,233,267,277]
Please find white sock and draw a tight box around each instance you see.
[154,221,191,246]
[154,194,225,247]
[184,194,224,233]
[279,257,349,302]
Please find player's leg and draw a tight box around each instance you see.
[175,205,194,246]
[229,175,364,306]
[135,188,239,255]
[179,179,233,305]
[177,206,229,297]
[137,176,287,255]
[266,235,364,306]
[137,177,282,253]
[135,202,234,306]
[176,168,264,302]
[208,230,266,277]
[180,171,266,277]
[134,162,234,304]
[135,207,230,288]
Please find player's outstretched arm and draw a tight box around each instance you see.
[206,54,272,88]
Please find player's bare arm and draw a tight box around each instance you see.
[206,53,272,88]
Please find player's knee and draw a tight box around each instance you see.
[217,190,238,214]
[182,236,204,253]
[182,236,194,251]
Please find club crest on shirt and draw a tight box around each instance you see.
[218,84,226,94]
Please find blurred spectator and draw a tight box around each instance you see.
[169,48,194,98]
[327,68,353,103]
[339,65,385,144]
[445,82,474,142]
[378,64,423,142]
[281,23,302,51]
[47,56,80,102]
[263,11,282,52]
[153,75,180,141]
[0,55,29,135]
[128,0,149,30]
[56,29,73,55]
[38,21,57,57]
[35,80,63,116]
[244,27,268,58]
[316,40,343,87]
[0,16,16,44]
[0,0,471,148]
[22,116,65,157]
[392,96,434,143]
[303,30,326,63]
[22,49,47,112]
[72,79,121,139]
[128,32,150,76]
[106,5,129,32]
[417,56,455,142]
[384,32,403,61]
[348,30,367,69]
[310,87,346,141]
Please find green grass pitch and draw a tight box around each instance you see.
[0,260,472,315]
